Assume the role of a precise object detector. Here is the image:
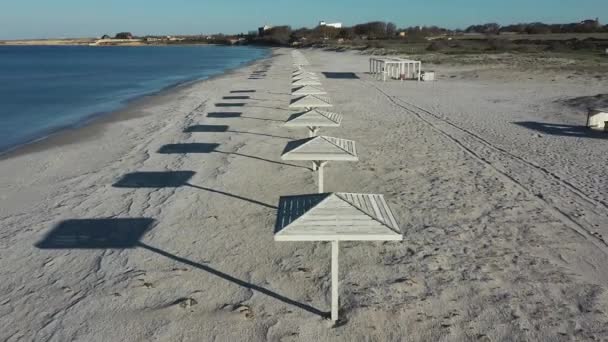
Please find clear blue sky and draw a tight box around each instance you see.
[2,0,606,39]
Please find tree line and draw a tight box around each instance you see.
[254,19,608,45]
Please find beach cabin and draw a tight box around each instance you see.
[587,108,608,131]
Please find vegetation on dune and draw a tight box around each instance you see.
[248,19,608,59]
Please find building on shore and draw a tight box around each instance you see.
[319,21,342,29]
[258,25,273,36]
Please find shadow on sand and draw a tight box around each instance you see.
[207,112,242,118]
[35,218,326,318]
[215,103,246,107]
[207,112,284,123]
[183,125,293,140]
[156,144,308,170]
[230,90,256,93]
[223,96,250,100]
[113,171,277,209]
[514,121,608,140]
[322,72,359,79]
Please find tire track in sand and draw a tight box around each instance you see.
[364,80,608,255]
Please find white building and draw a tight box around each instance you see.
[319,21,342,29]
[587,108,608,131]
[258,25,273,36]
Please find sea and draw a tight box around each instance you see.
[0,45,269,154]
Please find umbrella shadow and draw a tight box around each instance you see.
[322,72,359,79]
[230,90,256,93]
[207,112,242,118]
[223,96,250,100]
[207,112,284,123]
[35,218,327,318]
[216,103,246,107]
[514,121,608,140]
[157,144,309,170]
[183,125,293,140]
[113,171,277,209]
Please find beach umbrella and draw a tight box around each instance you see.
[284,108,341,137]
[281,135,357,191]
[274,192,402,322]
[293,73,318,81]
[291,85,327,96]
[292,78,321,87]
[289,95,332,110]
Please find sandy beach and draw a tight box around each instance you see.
[1,48,608,341]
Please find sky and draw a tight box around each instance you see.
[1,0,606,39]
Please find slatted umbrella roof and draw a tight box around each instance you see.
[281,136,357,161]
[291,85,327,96]
[292,78,322,86]
[274,192,402,241]
[289,95,332,109]
[293,73,319,81]
[284,109,342,128]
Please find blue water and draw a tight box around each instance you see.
[0,45,269,153]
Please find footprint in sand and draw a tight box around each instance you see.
[390,276,425,297]
[173,297,198,309]
[234,304,254,319]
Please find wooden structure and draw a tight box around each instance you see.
[274,192,402,322]
[281,136,357,192]
[369,57,422,82]
[292,77,322,87]
[284,108,342,137]
[289,95,332,110]
[587,108,608,131]
[293,72,319,81]
[292,85,327,96]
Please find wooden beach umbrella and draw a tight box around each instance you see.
[292,78,322,87]
[281,136,357,192]
[293,69,307,76]
[289,95,332,110]
[292,85,327,96]
[293,72,319,81]
[274,192,402,322]
[284,108,342,137]
[294,60,310,67]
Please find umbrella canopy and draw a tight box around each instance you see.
[285,109,342,128]
[274,192,401,241]
[292,78,322,86]
[291,85,327,96]
[281,136,357,161]
[289,95,332,109]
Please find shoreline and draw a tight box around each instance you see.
[0,47,273,160]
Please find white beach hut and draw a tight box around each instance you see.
[274,192,402,322]
[587,108,608,131]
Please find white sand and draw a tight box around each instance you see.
[1,48,608,341]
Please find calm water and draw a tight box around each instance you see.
[0,45,269,153]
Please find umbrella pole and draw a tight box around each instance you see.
[331,240,339,322]
[317,162,326,193]
[308,126,318,137]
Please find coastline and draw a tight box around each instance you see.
[0,46,273,160]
